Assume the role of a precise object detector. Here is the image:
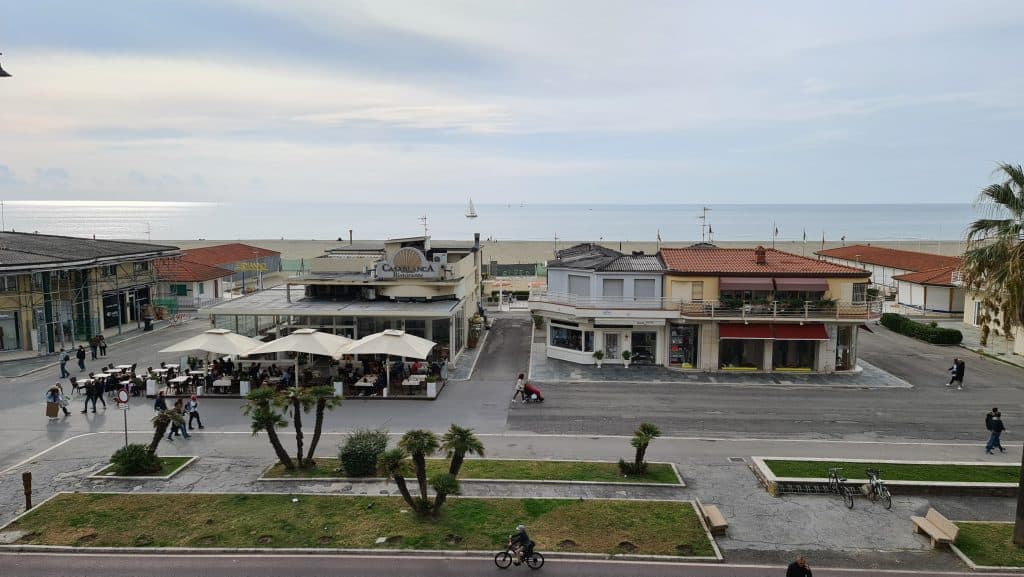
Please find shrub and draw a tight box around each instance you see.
[880,313,963,345]
[339,429,389,476]
[532,314,544,328]
[110,443,161,475]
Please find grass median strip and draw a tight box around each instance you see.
[764,459,1019,484]
[265,458,680,484]
[954,522,1024,567]
[6,493,713,556]
[94,457,193,478]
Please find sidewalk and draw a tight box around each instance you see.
[529,342,912,388]
[932,319,1024,370]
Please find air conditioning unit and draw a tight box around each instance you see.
[362,288,377,300]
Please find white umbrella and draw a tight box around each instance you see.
[341,329,437,392]
[159,328,262,356]
[246,328,353,358]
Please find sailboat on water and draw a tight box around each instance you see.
[465,198,478,218]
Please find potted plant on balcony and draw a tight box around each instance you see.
[621,350,632,368]
[592,350,604,368]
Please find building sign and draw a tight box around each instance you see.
[237,262,268,272]
[375,247,441,279]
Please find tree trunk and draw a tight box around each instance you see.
[449,452,464,476]
[292,398,305,468]
[149,420,169,454]
[412,453,428,499]
[266,423,295,470]
[306,400,326,462]
[1015,448,1024,545]
[634,443,647,469]
[392,474,417,511]
[433,490,448,515]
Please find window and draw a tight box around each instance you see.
[0,276,17,292]
[634,279,655,299]
[197,283,205,295]
[101,265,117,277]
[133,262,149,272]
[852,283,868,303]
[31,273,43,291]
[691,281,703,302]
[602,278,624,298]
[169,284,188,296]
[567,274,590,297]
[550,324,594,352]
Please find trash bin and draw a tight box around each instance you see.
[146,379,157,397]
[426,381,437,398]
[239,380,250,396]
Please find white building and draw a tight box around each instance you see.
[816,245,961,297]
[891,265,964,314]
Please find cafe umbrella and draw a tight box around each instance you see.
[245,328,353,384]
[339,329,437,392]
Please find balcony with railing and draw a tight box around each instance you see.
[527,290,883,320]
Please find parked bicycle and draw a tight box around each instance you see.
[827,467,854,509]
[864,468,892,509]
[495,541,545,570]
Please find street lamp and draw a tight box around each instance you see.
[0,53,11,78]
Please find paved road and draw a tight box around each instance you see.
[0,553,1005,577]
[509,325,1024,438]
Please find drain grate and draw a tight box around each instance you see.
[728,457,745,463]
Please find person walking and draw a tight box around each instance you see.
[58,348,70,379]
[986,410,1007,454]
[185,394,204,430]
[45,383,71,418]
[512,373,527,403]
[946,358,966,390]
[81,379,97,413]
[168,398,191,440]
[786,554,812,577]
[945,357,959,386]
[98,335,107,357]
[153,390,168,412]
[89,335,99,360]
[76,345,87,372]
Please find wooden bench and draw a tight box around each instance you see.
[911,508,958,548]
[695,500,728,536]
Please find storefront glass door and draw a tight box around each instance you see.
[631,331,657,364]
[604,333,620,360]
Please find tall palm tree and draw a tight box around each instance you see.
[441,424,485,477]
[148,410,183,455]
[961,162,1024,545]
[630,422,662,472]
[305,385,341,464]
[963,162,1024,347]
[398,429,440,502]
[244,387,294,470]
[377,447,417,512]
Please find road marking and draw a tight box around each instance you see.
[0,432,97,476]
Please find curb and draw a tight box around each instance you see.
[87,456,199,481]
[949,522,1024,572]
[451,325,490,382]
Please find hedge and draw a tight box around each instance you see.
[880,313,963,345]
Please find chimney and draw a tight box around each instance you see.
[755,245,767,265]
[349,229,353,245]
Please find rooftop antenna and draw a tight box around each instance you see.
[145,221,152,242]
[698,206,712,242]
[553,233,559,257]
[418,215,429,237]
[1,200,5,232]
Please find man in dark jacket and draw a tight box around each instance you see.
[787,554,812,577]
[947,358,966,390]
[986,410,1007,454]
[76,346,87,372]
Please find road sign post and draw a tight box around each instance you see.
[115,389,130,447]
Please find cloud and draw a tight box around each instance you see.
[0,165,19,187]
[35,167,70,187]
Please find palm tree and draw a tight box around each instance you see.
[377,447,417,512]
[148,410,183,454]
[398,429,440,503]
[961,163,1024,546]
[243,387,294,471]
[276,387,318,468]
[630,422,661,472]
[430,472,460,515]
[305,385,341,464]
[962,162,1024,348]
[441,424,485,477]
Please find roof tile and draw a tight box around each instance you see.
[182,243,279,267]
[815,245,960,272]
[661,246,868,277]
[154,258,235,282]
[892,265,960,286]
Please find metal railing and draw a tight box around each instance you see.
[528,290,883,320]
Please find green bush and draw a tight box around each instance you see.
[618,458,647,476]
[110,444,162,475]
[339,429,389,477]
[532,314,544,328]
[880,313,963,345]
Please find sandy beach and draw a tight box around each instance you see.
[160,238,967,265]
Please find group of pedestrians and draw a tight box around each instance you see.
[57,337,109,379]
[153,391,204,440]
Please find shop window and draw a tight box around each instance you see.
[602,278,624,298]
[634,279,655,299]
[550,324,583,350]
[631,331,657,364]
[835,325,854,370]
[719,339,763,369]
[584,331,594,352]
[772,340,816,370]
[669,324,698,367]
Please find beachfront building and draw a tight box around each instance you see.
[176,243,281,295]
[815,244,961,297]
[530,243,880,373]
[891,265,964,315]
[153,257,234,311]
[962,290,1024,357]
[199,235,483,363]
[0,231,179,354]
[529,244,670,365]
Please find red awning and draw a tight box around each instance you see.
[719,323,774,339]
[774,277,829,292]
[719,277,774,291]
[772,324,829,340]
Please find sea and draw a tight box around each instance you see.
[0,200,976,242]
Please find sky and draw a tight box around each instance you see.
[1,0,1022,204]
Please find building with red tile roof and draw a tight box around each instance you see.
[661,246,868,277]
[815,244,962,298]
[890,264,964,314]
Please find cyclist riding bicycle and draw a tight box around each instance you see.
[509,524,534,565]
